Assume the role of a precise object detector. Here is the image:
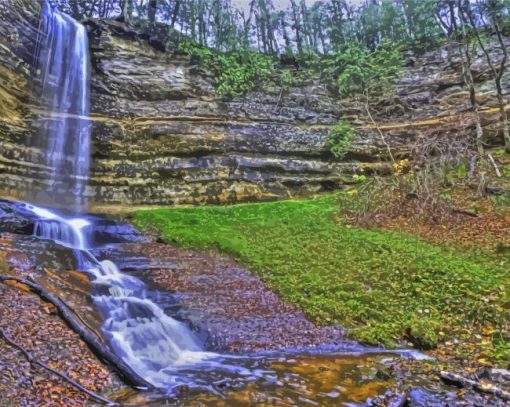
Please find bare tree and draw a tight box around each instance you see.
[461,0,510,152]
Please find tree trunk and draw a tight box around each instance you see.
[170,0,181,29]
[460,0,510,152]
[457,0,484,154]
[493,18,510,152]
[148,0,157,25]
[122,0,132,24]
[290,0,303,55]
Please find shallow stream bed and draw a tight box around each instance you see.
[0,201,508,406]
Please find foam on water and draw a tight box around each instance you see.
[20,199,431,393]
[21,201,231,390]
[24,2,431,398]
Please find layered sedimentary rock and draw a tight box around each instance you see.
[0,1,508,206]
[85,20,373,206]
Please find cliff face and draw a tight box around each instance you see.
[86,20,366,206]
[0,2,509,207]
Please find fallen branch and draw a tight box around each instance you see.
[365,92,395,164]
[0,328,117,405]
[439,370,510,401]
[451,209,478,218]
[488,154,502,178]
[0,274,153,390]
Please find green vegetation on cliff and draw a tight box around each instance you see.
[181,38,403,98]
[132,195,509,360]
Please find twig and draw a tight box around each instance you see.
[365,92,395,163]
[488,154,502,178]
[0,274,153,390]
[0,327,117,405]
[439,371,510,401]
[275,88,283,108]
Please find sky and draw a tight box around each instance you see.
[232,0,362,12]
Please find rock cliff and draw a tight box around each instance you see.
[0,0,508,207]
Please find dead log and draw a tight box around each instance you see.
[0,328,117,405]
[451,209,478,218]
[439,370,510,401]
[0,274,153,390]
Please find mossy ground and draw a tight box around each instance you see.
[132,194,510,363]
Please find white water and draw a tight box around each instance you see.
[25,6,428,393]
[34,2,90,209]
[22,198,428,392]
[24,202,226,388]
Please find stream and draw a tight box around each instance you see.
[21,202,290,390]
[7,200,446,406]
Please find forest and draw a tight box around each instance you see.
[0,0,510,405]
[51,0,509,53]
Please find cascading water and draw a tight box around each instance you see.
[14,3,432,401]
[26,3,266,394]
[32,1,90,210]
[23,203,212,388]
[21,201,267,392]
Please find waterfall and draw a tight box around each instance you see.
[28,2,209,388]
[28,3,213,391]
[25,3,270,394]
[22,201,221,389]
[33,1,90,210]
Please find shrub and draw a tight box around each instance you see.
[328,121,356,158]
[178,40,275,98]
[214,51,275,97]
[322,39,402,97]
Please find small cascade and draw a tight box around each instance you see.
[32,1,91,210]
[20,202,269,392]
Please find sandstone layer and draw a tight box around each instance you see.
[0,0,508,206]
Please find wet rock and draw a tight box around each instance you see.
[1,234,77,271]
[0,200,34,235]
[85,216,148,245]
[491,368,510,381]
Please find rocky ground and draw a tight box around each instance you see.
[0,234,118,406]
[99,242,352,352]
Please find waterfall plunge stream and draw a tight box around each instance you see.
[26,2,267,393]
[22,201,264,391]
[12,2,435,402]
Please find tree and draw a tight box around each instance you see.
[290,0,303,55]
[148,0,157,25]
[455,0,485,155]
[486,0,510,152]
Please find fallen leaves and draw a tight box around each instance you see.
[0,247,116,406]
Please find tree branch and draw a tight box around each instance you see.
[0,328,117,405]
[0,274,153,390]
[440,371,510,401]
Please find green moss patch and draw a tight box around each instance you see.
[132,195,509,354]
